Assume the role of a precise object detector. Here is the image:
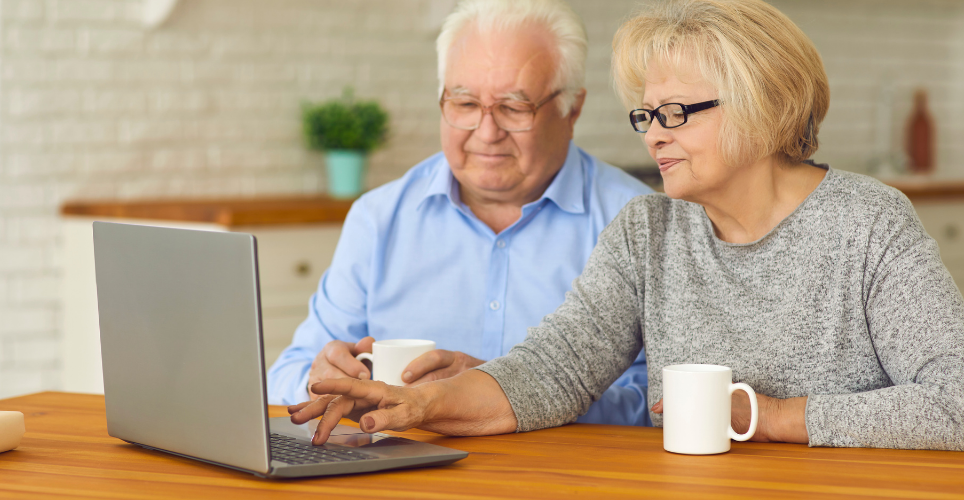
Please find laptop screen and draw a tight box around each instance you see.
[94,222,271,473]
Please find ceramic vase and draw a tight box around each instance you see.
[325,149,366,198]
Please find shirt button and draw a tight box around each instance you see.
[496,240,506,248]
[489,300,500,311]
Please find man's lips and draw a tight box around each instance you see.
[657,158,683,172]
[469,152,511,157]
[468,152,513,163]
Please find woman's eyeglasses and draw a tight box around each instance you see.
[629,99,721,133]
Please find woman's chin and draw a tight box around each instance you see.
[660,178,691,200]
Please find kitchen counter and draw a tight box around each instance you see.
[881,177,964,203]
[60,195,355,227]
[626,168,964,202]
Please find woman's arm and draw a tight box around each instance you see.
[290,201,650,439]
[473,206,646,431]
[289,370,516,444]
[805,199,964,450]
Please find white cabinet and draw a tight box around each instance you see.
[913,202,964,291]
[61,217,341,394]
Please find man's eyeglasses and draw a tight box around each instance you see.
[440,90,562,132]
[629,99,721,133]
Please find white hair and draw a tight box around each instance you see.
[436,0,588,116]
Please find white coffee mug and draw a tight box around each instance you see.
[661,364,758,455]
[355,339,436,386]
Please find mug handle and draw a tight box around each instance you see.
[356,352,374,375]
[727,383,758,441]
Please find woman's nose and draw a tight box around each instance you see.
[644,120,672,149]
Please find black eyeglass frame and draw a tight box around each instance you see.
[439,89,563,132]
[629,99,721,133]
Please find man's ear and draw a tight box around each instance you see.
[567,89,587,127]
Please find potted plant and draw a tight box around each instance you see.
[302,88,390,198]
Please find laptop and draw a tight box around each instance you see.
[92,221,468,478]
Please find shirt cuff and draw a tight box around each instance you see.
[475,357,575,433]
[805,393,858,448]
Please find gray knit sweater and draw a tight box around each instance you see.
[477,167,964,449]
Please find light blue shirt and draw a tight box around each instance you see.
[267,141,653,426]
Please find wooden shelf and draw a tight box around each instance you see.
[883,178,964,203]
[60,195,356,227]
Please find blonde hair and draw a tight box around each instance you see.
[437,0,587,115]
[612,0,830,165]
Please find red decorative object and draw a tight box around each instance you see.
[906,89,935,173]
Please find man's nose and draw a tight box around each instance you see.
[473,109,508,143]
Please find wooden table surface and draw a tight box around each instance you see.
[1,392,962,499]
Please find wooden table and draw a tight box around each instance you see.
[1,393,962,499]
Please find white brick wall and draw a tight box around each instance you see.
[0,0,962,398]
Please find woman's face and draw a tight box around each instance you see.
[640,64,726,201]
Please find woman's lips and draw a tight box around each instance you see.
[657,159,683,172]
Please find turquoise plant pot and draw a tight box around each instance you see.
[325,149,366,198]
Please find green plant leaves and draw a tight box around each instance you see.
[302,87,390,153]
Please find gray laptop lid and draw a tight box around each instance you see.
[94,222,271,474]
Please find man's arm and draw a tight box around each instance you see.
[266,201,377,405]
[576,356,649,426]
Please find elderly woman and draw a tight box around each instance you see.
[290,0,964,449]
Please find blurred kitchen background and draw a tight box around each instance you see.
[0,0,962,398]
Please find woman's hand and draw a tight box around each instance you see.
[289,378,432,444]
[651,393,809,444]
[287,369,517,445]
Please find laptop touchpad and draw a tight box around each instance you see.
[269,417,365,440]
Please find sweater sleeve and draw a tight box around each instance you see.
[476,203,646,432]
[805,196,964,450]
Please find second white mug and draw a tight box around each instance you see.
[355,339,436,386]
[662,364,758,455]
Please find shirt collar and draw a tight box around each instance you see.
[418,156,460,210]
[417,140,586,215]
[536,140,586,215]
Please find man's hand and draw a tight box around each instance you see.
[307,337,376,401]
[402,349,485,386]
[651,393,809,444]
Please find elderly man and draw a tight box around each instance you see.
[267,0,653,426]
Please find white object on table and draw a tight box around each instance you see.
[662,364,758,455]
[0,412,25,452]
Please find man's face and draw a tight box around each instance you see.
[441,24,584,205]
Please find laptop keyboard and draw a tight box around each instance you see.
[269,433,376,465]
